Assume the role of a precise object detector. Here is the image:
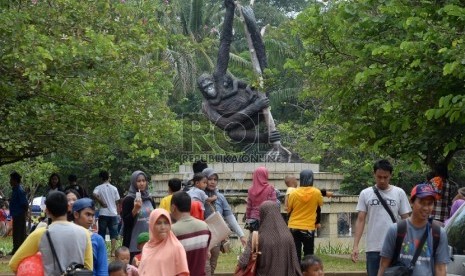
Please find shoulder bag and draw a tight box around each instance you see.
[205,211,231,250]
[383,221,429,276]
[45,230,93,276]
[373,186,397,223]
[234,231,260,276]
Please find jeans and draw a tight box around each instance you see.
[98,215,118,240]
[366,251,381,276]
[291,229,315,260]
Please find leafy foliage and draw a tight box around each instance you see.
[0,0,179,169]
[287,0,465,169]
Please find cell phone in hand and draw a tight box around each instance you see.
[136,192,141,201]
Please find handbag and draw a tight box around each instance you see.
[244,219,260,231]
[220,239,231,253]
[383,222,429,276]
[45,230,93,276]
[205,211,231,250]
[234,231,260,276]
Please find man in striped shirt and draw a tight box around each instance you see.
[171,191,211,276]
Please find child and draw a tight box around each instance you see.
[284,175,298,212]
[115,246,139,276]
[187,173,217,210]
[159,178,182,212]
[132,232,149,267]
[108,260,127,276]
[301,255,324,276]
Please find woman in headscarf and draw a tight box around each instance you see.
[238,201,302,276]
[245,167,277,231]
[138,209,189,276]
[445,198,465,226]
[122,170,155,261]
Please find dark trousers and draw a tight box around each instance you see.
[291,229,315,261]
[12,212,27,254]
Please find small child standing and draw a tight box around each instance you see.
[115,246,139,276]
[284,175,298,212]
[301,255,324,276]
[159,178,182,212]
[187,173,217,210]
[131,232,149,267]
[108,260,128,276]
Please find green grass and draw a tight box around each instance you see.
[215,240,366,273]
[0,236,13,273]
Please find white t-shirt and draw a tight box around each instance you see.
[356,185,412,252]
[93,182,120,216]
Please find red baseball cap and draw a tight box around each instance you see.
[410,183,440,201]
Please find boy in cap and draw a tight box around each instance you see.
[377,183,450,276]
[73,197,109,276]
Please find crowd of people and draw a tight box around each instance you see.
[3,158,465,275]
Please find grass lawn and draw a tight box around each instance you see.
[219,254,366,272]
[215,243,366,273]
[0,236,366,273]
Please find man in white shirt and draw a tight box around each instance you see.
[93,171,120,256]
[351,159,412,276]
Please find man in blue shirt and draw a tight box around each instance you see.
[73,198,109,276]
[9,171,28,255]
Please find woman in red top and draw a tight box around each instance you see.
[245,166,277,231]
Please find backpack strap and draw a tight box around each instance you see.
[391,219,407,264]
[432,220,441,256]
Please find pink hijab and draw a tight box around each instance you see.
[138,209,189,275]
[249,167,273,201]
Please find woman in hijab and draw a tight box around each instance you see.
[245,167,277,231]
[238,201,302,276]
[122,170,155,261]
[138,209,189,276]
[445,198,465,226]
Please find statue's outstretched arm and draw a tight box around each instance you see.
[242,6,267,72]
[215,0,235,79]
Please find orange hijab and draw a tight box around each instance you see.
[138,209,189,275]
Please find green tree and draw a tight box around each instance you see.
[288,0,465,170]
[0,0,179,167]
[0,157,58,201]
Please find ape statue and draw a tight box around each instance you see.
[197,0,280,144]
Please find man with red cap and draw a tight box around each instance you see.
[378,184,450,276]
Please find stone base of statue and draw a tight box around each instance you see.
[151,163,363,251]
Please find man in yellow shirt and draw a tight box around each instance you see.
[159,178,182,212]
[9,191,93,275]
[287,170,323,260]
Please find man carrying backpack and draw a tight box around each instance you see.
[377,183,450,276]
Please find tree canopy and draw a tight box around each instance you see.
[288,0,465,169]
[0,0,179,167]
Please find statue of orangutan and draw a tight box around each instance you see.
[197,0,280,145]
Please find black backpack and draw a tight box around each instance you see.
[391,219,441,263]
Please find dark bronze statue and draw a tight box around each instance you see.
[197,0,280,145]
